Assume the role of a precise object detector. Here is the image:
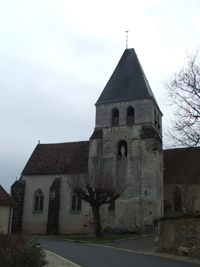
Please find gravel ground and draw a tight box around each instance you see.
[45,250,81,267]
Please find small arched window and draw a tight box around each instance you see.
[127,107,134,124]
[71,193,82,212]
[173,186,182,212]
[108,197,115,211]
[112,108,119,126]
[154,110,157,126]
[118,140,127,158]
[33,189,44,212]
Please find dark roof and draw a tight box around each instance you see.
[22,141,89,175]
[164,147,200,183]
[90,129,103,139]
[96,48,157,105]
[0,185,16,205]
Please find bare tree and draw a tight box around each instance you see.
[67,171,127,237]
[181,184,199,212]
[164,48,200,147]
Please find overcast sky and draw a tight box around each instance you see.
[0,0,200,193]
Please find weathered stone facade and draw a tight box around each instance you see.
[47,178,61,235]
[90,98,163,231]
[154,214,200,259]
[11,180,25,233]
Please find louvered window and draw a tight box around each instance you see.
[127,107,134,124]
[112,108,119,126]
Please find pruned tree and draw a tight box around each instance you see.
[164,48,200,147]
[67,171,127,237]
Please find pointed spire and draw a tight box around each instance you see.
[96,48,157,106]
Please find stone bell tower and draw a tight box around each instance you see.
[89,48,163,231]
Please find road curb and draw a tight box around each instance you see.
[41,236,200,265]
[45,250,82,267]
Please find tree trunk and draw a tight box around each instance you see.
[92,205,102,237]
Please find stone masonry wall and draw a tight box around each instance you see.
[11,179,26,233]
[89,98,163,232]
[154,214,200,259]
[95,98,162,134]
[46,178,61,235]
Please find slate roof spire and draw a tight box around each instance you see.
[96,48,157,105]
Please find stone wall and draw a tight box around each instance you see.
[0,205,13,234]
[59,174,91,235]
[164,183,200,214]
[95,98,162,133]
[11,179,26,233]
[154,214,200,259]
[17,174,91,235]
[21,175,56,234]
[89,98,163,231]
[46,178,61,235]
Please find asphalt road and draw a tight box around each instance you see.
[39,237,199,267]
[99,236,154,253]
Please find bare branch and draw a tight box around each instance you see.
[67,171,127,237]
[164,48,200,147]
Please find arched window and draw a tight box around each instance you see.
[71,192,82,212]
[108,198,115,211]
[112,108,119,126]
[118,140,127,158]
[173,186,182,212]
[127,107,134,124]
[33,189,44,212]
[157,115,161,130]
[154,110,157,126]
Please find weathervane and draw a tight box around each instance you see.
[126,31,129,49]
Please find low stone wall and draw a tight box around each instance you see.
[154,213,200,259]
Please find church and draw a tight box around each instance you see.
[11,48,164,235]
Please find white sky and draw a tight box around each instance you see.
[0,0,200,192]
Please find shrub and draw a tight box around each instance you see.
[0,234,48,267]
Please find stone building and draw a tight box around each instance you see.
[11,48,164,235]
[0,185,15,234]
[163,147,200,214]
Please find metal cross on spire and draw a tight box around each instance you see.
[126,31,129,49]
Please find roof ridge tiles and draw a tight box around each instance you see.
[39,140,89,145]
[96,96,153,106]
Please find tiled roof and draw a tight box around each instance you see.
[90,129,103,139]
[163,147,200,183]
[96,48,158,106]
[22,141,89,175]
[0,185,16,205]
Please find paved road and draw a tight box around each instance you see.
[39,237,199,267]
[98,236,154,253]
